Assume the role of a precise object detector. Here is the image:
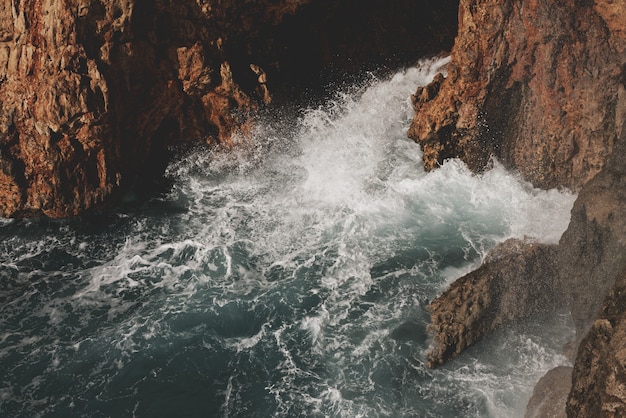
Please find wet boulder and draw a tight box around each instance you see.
[426,238,562,368]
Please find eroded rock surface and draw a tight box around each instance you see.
[415,1,626,414]
[567,266,626,418]
[525,366,571,418]
[558,126,626,341]
[556,125,626,416]
[426,239,561,368]
[0,0,271,217]
[408,0,626,190]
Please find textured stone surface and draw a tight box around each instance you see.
[567,266,626,418]
[426,239,560,368]
[0,0,267,217]
[557,125,626,417]
[558,126,626,339]
[525,366,571,418]
[406,0,626,414]
[408,0,626,190]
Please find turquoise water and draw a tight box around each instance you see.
[0,57,576,417]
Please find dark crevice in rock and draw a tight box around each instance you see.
[135,117,180,198]
[0,145,27,205]
[482,69,520,166]
[224,0,459,107]
[0,120,27,212]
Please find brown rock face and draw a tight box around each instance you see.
[0,0,458,218]
[558,126,626,339]
[409,0,626,414]
[426,239,561,368]
[556,123,626,416]
[408,0,626,190]
[525,366,571,418]
[567,266,626,418]
[0,0,269,217]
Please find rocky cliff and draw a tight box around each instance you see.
[408,0,626,191]
[560,121,626,417]
[426,238,562,368]
[567,265,626,417]
[416,0,626,416]
[0,0,267,217]
[0,0,457,218]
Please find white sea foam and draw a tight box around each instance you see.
[0,56,576,418]
[97,56,575,416]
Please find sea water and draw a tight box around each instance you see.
[0,57,577,417]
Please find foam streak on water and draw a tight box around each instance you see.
[0,57,576,417]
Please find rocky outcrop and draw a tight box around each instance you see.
[567,266,626,417]
[558,126,626,339]
[0,0,272,217]
[413,0,626,415]
[408,0,626,190]
[426,126,626,409]
[517,124,626,416]
[426,239,561,368]
[0,0,458,218]
[525,366,572,418]
[556,120,626,416]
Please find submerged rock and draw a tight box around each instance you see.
[426,238,561,368]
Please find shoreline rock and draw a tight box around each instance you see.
[426,238,562,368]
[426,97,626,416]
[525,366,572,418]
[567,266,626,417]
[415,0,626,416]
[0,0,265,217]
[407,0,625,191]
[558,126,626,340]
[3,0,626,415]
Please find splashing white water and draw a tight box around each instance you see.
[161,56,576,417]
[0,56,576,418]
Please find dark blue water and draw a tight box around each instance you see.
[0,58,576,417]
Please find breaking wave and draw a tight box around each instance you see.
[0,56,576,417]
